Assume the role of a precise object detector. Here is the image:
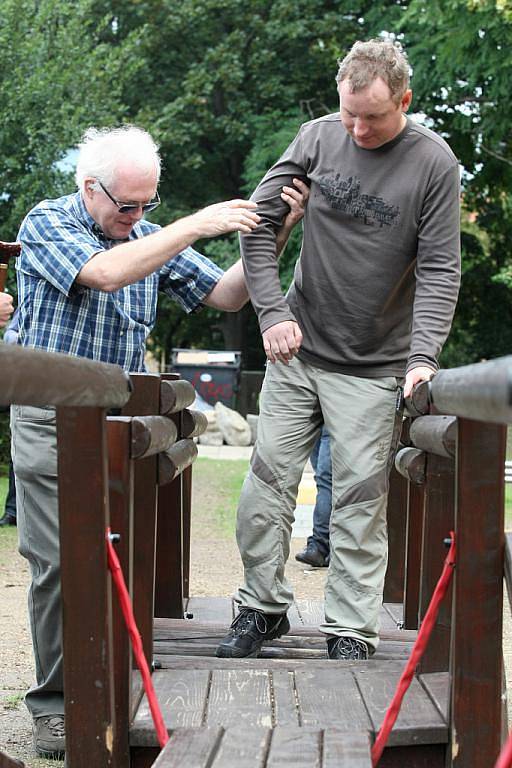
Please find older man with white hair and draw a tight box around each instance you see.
[12,124,308,759]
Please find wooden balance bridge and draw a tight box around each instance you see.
[0,343,511,768]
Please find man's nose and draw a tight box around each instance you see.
[353,119,370,137]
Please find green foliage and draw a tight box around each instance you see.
[2,0,512,369]
[0,0,140,269]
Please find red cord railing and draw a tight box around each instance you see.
[371,531,456,766]
[106,528,169,749]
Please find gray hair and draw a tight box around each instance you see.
[75,125,161,190]
[336,39,410,104]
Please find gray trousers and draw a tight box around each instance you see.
[10,405,63,718]
[236,357,402,650]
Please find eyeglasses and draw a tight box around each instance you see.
[97,180,161,214]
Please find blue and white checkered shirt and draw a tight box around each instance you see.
[16,192,223,371]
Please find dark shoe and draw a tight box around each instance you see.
[327,636,370,660]
[33,714,65,758]
[216,608,290,658]
[295,541,328,567]
[0,512,16,527]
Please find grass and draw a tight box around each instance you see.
[193,457,249,536]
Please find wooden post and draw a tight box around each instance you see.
[107,417,134,768]
[154,373,185,618]
[403,480,425,630]
[121,373,160,667]
[384,466,408,604]
[58,406,114,768]
[450,418,506,767]
[418,453,455,673]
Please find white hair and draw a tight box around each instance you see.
[75,125,161,191]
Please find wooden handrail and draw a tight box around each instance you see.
[0,344,132,409]
[407,355,512,423]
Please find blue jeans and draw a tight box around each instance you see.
[308,426,332,557]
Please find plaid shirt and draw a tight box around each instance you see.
[16,192,223,371]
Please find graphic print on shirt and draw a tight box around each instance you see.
[319,173,400,227]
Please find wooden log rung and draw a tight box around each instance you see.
[409,415,457,458]
[158,439,198,485]
[130,416,179,459]
[0,344,132,409]
[395,447,426,484]
[160,379,196,415]
[181,409,208,439]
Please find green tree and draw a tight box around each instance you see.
[0,0,140,295]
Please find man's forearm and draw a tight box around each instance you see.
[77,200,259,292]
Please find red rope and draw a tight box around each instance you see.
[371,531,456,766]
[495,730,512,767]
[106,528,169,749]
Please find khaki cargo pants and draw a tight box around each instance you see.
[236,356,402,650]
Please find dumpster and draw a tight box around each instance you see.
[169,348,242,409]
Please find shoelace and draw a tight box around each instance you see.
[332,637,368,659]
[41,716,65,737]
[230,609,268,636]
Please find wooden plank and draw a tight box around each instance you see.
[403,481,424,630]
[152,727,222,768]
[153,656,410,673]
[206,670,272,727]
[383,603,403,627]
[266,727,321,767]
[417,452,454,672]
[155,475,184,618]
[131,670,210,745]
[122,373,161,665]
[155,372,187,619]
[295,669,371,730]
[354,667,447,746]
[287,602,303,627]
[378,744,446,767]
[450,419,506,767]
[271,671,299,726]
[295,599,324,626]
[154,616,417,644]
[419,672,449,721]
[187,597,234,624]
[210,726,270,767]
[384,466,408,603]
[323,729,372,767]
[107,418,134,767]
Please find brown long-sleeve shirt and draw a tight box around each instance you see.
[241,114,461,377]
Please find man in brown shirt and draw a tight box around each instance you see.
[217,39,460,661]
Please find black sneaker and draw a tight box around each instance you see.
[33,714,65,758]
[327,636,370,660]
[295,542,329,567]
[216,608,290,658]
[0,512,16,527]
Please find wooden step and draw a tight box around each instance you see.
[152,727,372,767]
[130,666,448,749]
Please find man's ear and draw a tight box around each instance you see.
[401,89,413,113]
[83,179,95,199]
